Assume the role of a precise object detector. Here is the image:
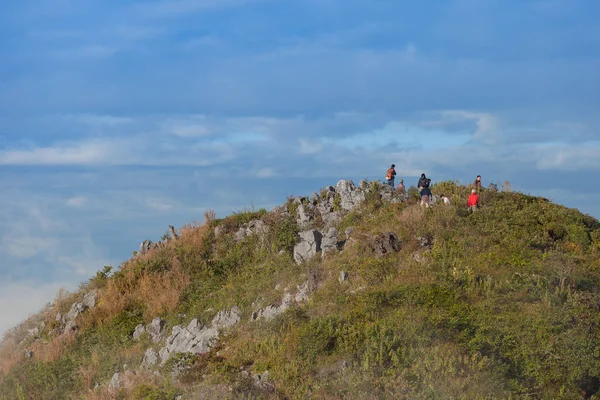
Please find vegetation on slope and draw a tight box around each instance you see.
[1,181,600,399]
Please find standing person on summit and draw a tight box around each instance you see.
[467,189,479,212]
[418,173,431,189]
[385,164,396,188]
[473,175,482,191]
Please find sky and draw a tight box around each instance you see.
[1,0,599,336]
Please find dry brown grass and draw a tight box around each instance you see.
[80,224,207,328]
[0,337,23,376]
[30,332,76,363]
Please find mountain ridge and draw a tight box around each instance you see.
[1,179,600,399]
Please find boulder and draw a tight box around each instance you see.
[146,318,166,343]
[65,301,86,322]
[139,239,155,255]
[369,232,400,257]
[64,320,78,334]
[293,230,322,264]
[339,270,349,283]
[235,220,268,242]
[142,348,158,368]
[132,324,146,341]
[212,306,241,330]
[252,292,293,321]
[335,180,365,211]
[108,373,122,392]
[321,227,338,257]
[82,291,98,309]
[296,204,313,229]
[167,225,178,240]
[158,307,240,365]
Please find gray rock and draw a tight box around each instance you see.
[24,350,33,358]
[335,180,365,211]
[294,281,312,303]
[339,270,349,283]
[379,183,394,202]
[417,236,433,248]
[139,240,155,255]
[344,227,355,238]
[321,227,338,257]
[168,225,178,240]
[55,312,62,323]
[82,290,98,309]
[159,307,240,364]
[252,292,293,321]
[489,183,498,192]
[322,211,342,227]
[212,306,241,330]
[132,324,146,341]
[293,230,322,264]
[64,320,78,334]
[65,301,86,322]
[369,232,400,257]
[27,327,39,337]
[108,373,121,391]
[142,348,158,368]
[296,204,313,229]
[147,318,166,343]
[214,225,223,237]
[235,220,268,242]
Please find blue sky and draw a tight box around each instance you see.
[1,0,599,335]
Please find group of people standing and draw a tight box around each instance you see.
[385,165,481,211]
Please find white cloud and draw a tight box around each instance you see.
[256,167,276,178]
[66,196,87,207]
[440,110,500,144]
[64,114,134,126]
[145,198,174,211]
[0,140,117,165]
[298,138,323,154]
[0,281,65,338]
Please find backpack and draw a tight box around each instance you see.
[385,168,394,180]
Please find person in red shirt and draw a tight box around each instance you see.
[467,189,479,212]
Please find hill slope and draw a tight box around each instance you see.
[1,180,600,399]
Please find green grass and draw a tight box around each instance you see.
[2,181,600,399]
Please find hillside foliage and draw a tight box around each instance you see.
[1,181,600,399]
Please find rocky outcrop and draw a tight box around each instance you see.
[368,232,400,257]
[252,281,315,321]
[293,230,322,264]
[57,290,98,334]
[321,227,339,257]
[335,180,366,211]
[158,307,240,365]
[142,348,159,368]
[133,317,167,343]
[296,204,313,229]
[235,220,268,242]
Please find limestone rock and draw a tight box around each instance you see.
[369,232,400,257]
[133,324,146,341]
[158,307,240,365]
[296,204,313,229]
[108,373,122,392]
[335,180,365,211]
[168,225,178,240]
[212,306,241,330]
[147,318,166,343]
[64,320,78,334]
[82,290,98,309]
[142,348,158,368]
[339,270,349,283]
[293,230,322,264]
[321,227,339,257]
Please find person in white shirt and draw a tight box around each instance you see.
[440,194,451,205]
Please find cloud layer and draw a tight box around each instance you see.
[1,0,599,335]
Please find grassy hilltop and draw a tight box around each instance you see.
[1,180,600,400]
